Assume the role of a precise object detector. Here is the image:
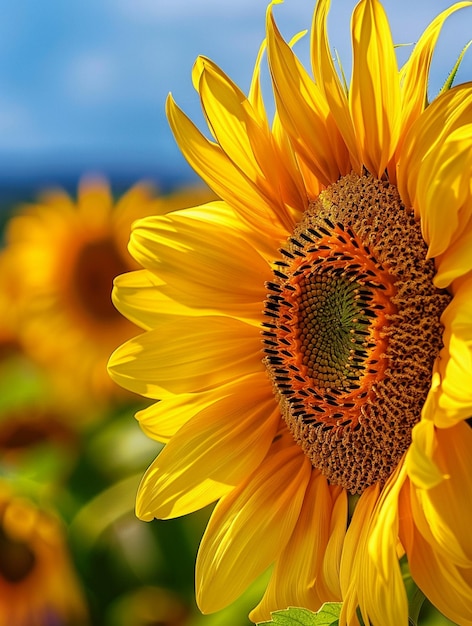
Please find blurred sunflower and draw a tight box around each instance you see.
[2,177,213,417]
[0,482,88,626]
[0,253,22,357]
[0,264,78,479]
[108,1,472,624]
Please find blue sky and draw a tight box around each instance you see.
[0,0,471,187]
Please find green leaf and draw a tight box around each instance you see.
[439,39,472,95]
[257,603,342,626]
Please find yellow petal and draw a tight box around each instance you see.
[397,2,472,156]
[112,270,174,331]
[250,472,333,623]
[397,83,472,218]
[196,429,311,613]
[434,277,472,426]
[266,3,349,186]
[311,0,361,172]
[135,390,217,444]
[248,39,268,121]
[136,373,278,520]
[322,487,347,600]
[406,419,445,490]
[410,421,472,568]
[434,213,472,288]
[340,465,408,626]
[128,204,270,324]
[365,464,408,626]
[166,95,287,245]
[108,315,262,398]
[271,111,317,208]
[195,58,271,184]
[194,35,311,222]
[339,485,379,626]
[349,0,400,177]
[416,123,472,260]
[400,480,472,626]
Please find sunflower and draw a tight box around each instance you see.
[0,258,79,475]
[0,482,88,626]
[108,1,472,624]
[2,177,213,416]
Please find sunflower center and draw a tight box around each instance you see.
[297,272,378,388]
[263,173,451,494]
[0,525,36,583]
[72,238,129,321]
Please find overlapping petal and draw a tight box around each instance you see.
[409,421,472,569]
[434,213,472,288]
[166,96,288,247]
[266,2,350,186]
[321,488,346,600]
[136,373,278,520]
[196,429,311,613]
[406,417,445,490]
[112,270,175,331]
[128,202,270,324]
[135,389,218,444]
[193,57,306,228]
[340,465,407,626]
[400,481,472,626]
[339,486,379,626]
[397,2,472,158]
[433,276,472,426]
[349,0,400,178]
[250,472,334,622]
[417,123,472,262]
[397,83,472,259]
[311,0,361,173]
[193,57,269,181]
[108,316,262,399]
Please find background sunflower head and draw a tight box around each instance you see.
[0,482,88,626]
[1,176,214,418]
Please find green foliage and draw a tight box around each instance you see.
[257,603,342,626]
[439,39,472,95]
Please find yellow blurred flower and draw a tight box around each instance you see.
[109,1,472,624]
[1,177,213,417]
[0,483,88,626]
[0,269,78,479]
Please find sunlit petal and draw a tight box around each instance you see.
[349,0,400,177]
[196,429,311,613]
[400,481,472,626]
[108,316,262,398]
[136,374,278,520]
[250,472,334,622]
